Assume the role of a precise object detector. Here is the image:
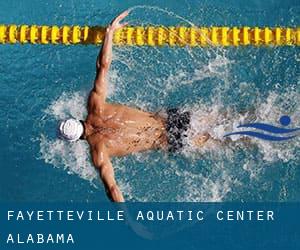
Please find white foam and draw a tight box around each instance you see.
[45,92,87,120]
[39,134,97,183]
[39,92,98,185]
[181,89,300,163]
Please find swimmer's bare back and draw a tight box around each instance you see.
[86,102,168,156]
[81,11,168,202]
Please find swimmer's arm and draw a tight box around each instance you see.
[94,11,129,99]
[92,144,125,202]
[93,30,112,99]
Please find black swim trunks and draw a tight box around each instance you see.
[166,108,191,153]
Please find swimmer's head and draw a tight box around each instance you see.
[57,118,84,142]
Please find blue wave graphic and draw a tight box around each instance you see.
[237,123,300,134]
[224,131,297,141]
[224,116,299,141]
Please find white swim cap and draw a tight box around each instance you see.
[58,118,84,142]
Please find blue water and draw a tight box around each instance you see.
[0,0,299,202]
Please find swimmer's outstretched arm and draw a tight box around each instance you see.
[93,11,129,101]
[92,143,125,202]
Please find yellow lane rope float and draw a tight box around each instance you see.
[0,25,299,46]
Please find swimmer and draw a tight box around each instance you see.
[58,11,210,202]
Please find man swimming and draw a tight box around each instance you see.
[58,11,210,202]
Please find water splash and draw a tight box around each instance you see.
[39,134,98,185]
[39,89,300,202]
[37,6,299,202]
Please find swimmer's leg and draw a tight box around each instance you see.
[192,133,254,148]
[190,115,216,147]
[192,132,211,147]
[189,107,259,148]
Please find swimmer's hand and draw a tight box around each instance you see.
[107,10,129,33]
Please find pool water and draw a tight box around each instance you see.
[0,0,299,202]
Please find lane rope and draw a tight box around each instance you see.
[0,25,299,46]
